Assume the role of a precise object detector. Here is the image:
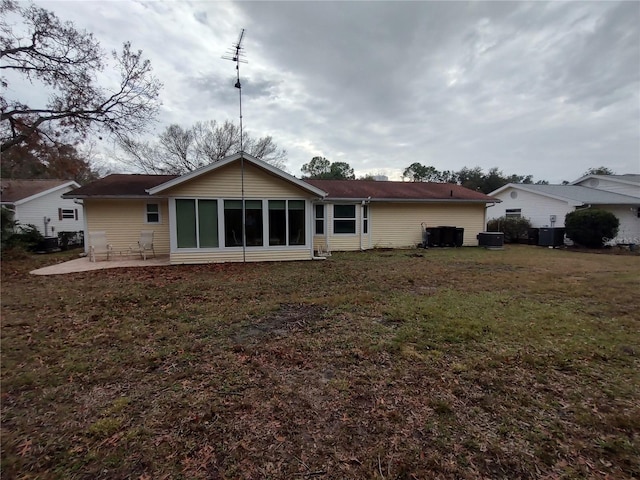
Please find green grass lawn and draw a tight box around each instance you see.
[2,246,639,479]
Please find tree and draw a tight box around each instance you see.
[565,209,619,248]
[0,130,100,183]
[402,162,443,182]
[584,166,614,176]
[1,1,162,152]
[300,157,355,180]
[328,161,355,180]
[301,156,330,178]
[119,120,288,174]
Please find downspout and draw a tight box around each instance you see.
[74,199,88,254]
[360,197,371,251]
[485,201,496,231]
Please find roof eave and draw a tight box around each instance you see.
[322,197,497,203]
[13,181,80,205]
[62,194,164,200]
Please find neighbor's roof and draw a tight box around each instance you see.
[63,174,179,198]
[1,179,79,204]
[490,183,640,206]
[570,174,640,186]
[305,179,497,202]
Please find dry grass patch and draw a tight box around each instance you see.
[2,245,639,479]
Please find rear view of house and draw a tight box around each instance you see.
[64,153,498,264]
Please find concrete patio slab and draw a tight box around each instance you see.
[30,255,171,275]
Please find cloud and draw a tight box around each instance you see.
[20,1,640,182]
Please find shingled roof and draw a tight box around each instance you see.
[305,179,496,202]
[63,174,179,198]
[1,179,78,204]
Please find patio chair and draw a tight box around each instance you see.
[88,231,113,262]
[135,230,155,260]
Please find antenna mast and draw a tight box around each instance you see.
[222,28,247,151]
[223,29,248,262]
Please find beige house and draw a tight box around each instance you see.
[64,153,497,264]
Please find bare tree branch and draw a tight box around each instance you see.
[0,3,162,152]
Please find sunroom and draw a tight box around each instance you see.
[147,153,327,264]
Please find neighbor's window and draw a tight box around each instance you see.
[314,204,325,235]
[333,204,356,234]
[146,203,160,223]
[61,209,76,219]
[176,199,218,248]
[505,208,522,219]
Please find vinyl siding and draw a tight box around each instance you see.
[596,205,640,244]
[370,203,486,248]
[163,161,313,198]
[14,186,83,236]
[574,178,640,198]
[490,188,574,228]
[170,248,312,264]
[85,199,170,255]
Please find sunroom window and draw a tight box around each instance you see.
[176,199,218,248]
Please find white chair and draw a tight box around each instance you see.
[88,231,113,262]
[136,230,155,260]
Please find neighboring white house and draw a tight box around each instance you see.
[488,175,640,244]
[0,179,84,237]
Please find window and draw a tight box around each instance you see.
[362,205,368,234]
[245,200,263,246]
[176,199,197,248]
[224,200,243,247]
[333,204,356,234]
[269,200,305,246]
[269,201,286,245]
[61,209,75,219]
[314,204,325,235]
[176,199,218,248]
[146,203,160,223]
[224,200,264,247]
[198,200,218,248]
[288,200,305,245]
[506,208,522,219]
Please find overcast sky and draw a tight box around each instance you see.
[29,1,640,182]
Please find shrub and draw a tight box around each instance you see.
[565,209,619,248]
[12,224,45,251]
[487,216,532,243]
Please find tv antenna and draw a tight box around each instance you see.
[222,29,248,262]
[222,28,247,151]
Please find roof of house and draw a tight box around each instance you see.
[1,179,80,204]
[490,183,640,206]
[63,174,179,198]
[570,174,640,186]
[306,179,497,202]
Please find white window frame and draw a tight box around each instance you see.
[333,204,357,235]
[314,204,325,235]
[505,208,522,219]
[145,202,161,224]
